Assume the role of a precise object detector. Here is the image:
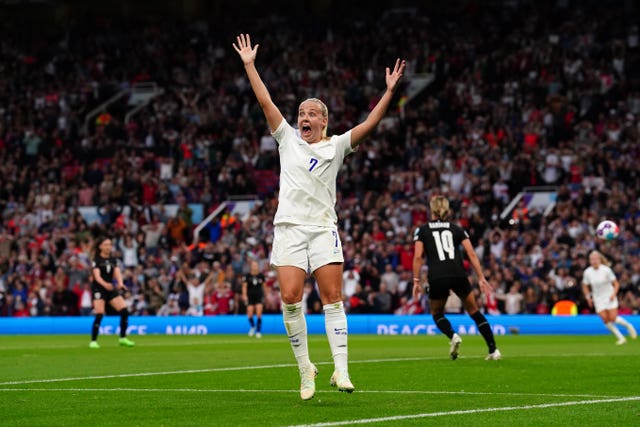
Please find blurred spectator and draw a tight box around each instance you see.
[394,296,425,315]
[166,215,188,248]
[372,283,393,314]
[349,284,371,314]
[444,291,463,314]
[263,284,282,314]
[495,282,524,315]
[380,264,400,298]
[158,294,181,316]
[79,283,93,316]
[145,278,167,315]
[51,281,78,316]
[0,2,638,320]
[342,268,360,306]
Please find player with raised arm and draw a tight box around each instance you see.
[233,33,405,400]
[413,196,500,360]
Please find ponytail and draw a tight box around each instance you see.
[429,196,451,220]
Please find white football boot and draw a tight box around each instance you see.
[485,349,502,360]
[330,369,355,393]
[449,333,462,360]
[300,363,318,400]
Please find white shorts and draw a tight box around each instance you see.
[271,224,343,273]
[593,294,619,313]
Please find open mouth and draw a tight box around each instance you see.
[301,124,312,135]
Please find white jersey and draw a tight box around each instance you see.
[272,119,354,227]
[582,264,618,312]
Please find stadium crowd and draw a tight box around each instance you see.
[1,0,639,319]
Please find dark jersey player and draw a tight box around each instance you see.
[89,236,135,349]
[242,260,266,338]
[413,196,500,360]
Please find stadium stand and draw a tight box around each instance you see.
[0,0,639,318]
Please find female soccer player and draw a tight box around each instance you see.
[233,34,404,400]
[582,250,637,344]
[242,260,266,338]
[413,196,500,360]
[89,236,135,348]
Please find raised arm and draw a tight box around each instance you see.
[233,34,284,132]
[204,270,216,286]
[350,58,406,148]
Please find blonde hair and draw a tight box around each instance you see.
[589,250,611,267]
[300,98,329,138]
[430,196,450,220]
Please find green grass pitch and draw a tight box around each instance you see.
[1,334,639,426]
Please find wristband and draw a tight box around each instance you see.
[413,278,421,282]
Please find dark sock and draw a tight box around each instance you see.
[471,311,496,353]
[92,314,104,341]
[119,309,129,338]
[433,313,454,339]
[256,317,262,332]
[248,316,255,327]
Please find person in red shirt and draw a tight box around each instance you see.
[212,281,234,315]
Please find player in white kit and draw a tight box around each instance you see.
[233,34,405,400]
[582,250,637,344]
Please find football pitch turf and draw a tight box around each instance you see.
[1,334,638,426]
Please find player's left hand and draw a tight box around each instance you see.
[385,59,406,92]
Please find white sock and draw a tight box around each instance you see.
[615,316,637,335]
[282,302,311,370]
[324,301,348,372]
[605,322,625,340]
[615,316,631,328]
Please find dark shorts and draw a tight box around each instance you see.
[247,291,264,306]
[428,276,472,301]
[91,284,119,302]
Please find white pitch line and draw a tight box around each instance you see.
[0,363,296,386]
[0,352,631,386]
[0,338,274,351]
[0,387,298,393]
[287,396,640,427]
[0,357,445,386]
[0,387,617,400]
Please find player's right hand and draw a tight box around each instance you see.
[233,34,259,65]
